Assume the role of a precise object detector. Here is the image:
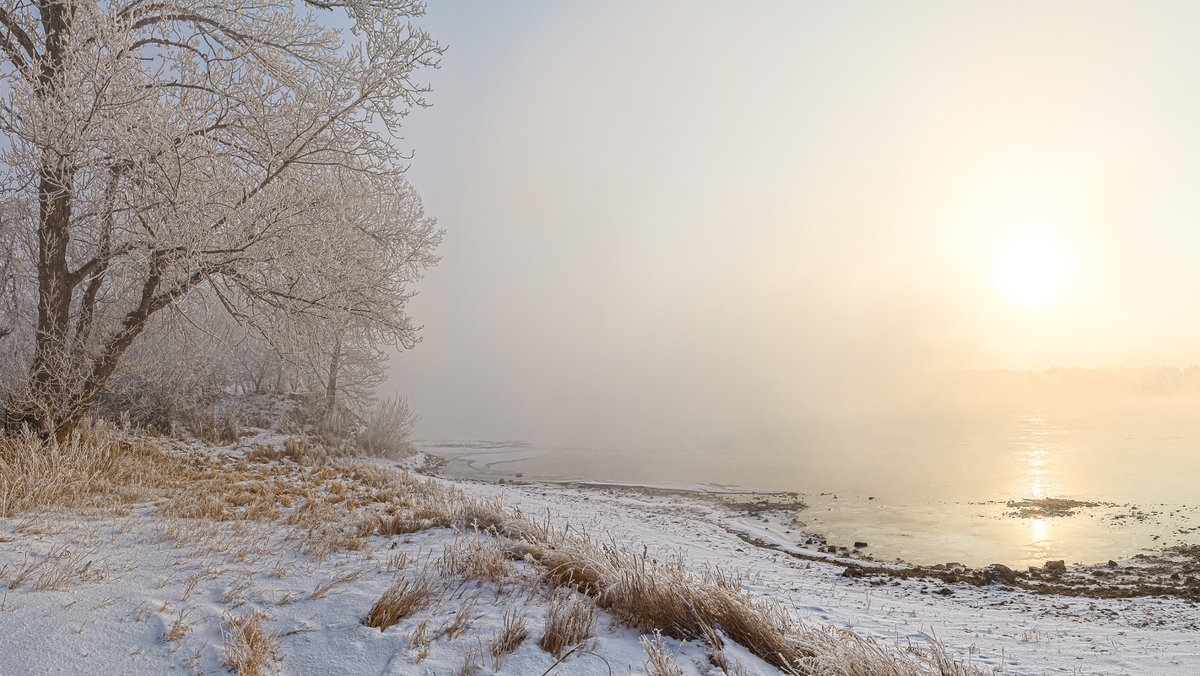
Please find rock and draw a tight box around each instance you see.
[853,541,869,549]
[934,587,955,596]
[1044,560,1067,573]
[945,562,964,570]
[841,565,865,578]
[984,563,1018,585]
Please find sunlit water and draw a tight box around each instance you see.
[421,399,1200,568]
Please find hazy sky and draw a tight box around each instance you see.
[385,1,1200,444]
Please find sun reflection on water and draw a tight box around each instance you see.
[1022,436,1051,500]
[1019,415,1057,558]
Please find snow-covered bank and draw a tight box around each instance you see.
[451,477,1200,675]
[2,434,1198,675]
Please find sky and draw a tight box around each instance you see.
[383,1,1200,445]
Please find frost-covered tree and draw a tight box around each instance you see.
[0,0,442,439]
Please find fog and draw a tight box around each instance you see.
[385,2,1200,447]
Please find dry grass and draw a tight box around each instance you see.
[165,607,194,643]
[539,593,597,658]
[407,614,435,661]
[222,577,256,607]
[642,630,684,676]
[454,643,483,676]
[245,443,285,463]
[512,531,987,675]
[363,508,452,536]
[365,567,442,630]
[221,609,280,676]
[438,592,479,641]
[439,534,515,587]
[310,567,367,599]
[183,408,244,446]
[6,543,106,591]
[282,436,335,466]
[0,421,167,516]
[489,606,529,669]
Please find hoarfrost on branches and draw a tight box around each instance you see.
[0,0,443,437]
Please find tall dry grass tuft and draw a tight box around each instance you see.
[539,593,597,658]
[221,609,280,676]
[0,420,169,516]
[282,436,335,465]
[514,533,986,675]
[363,507,452,536]
[454,497,510,532]
[183,408,244,446]
[489,606,529,669]
[439,534,515,586]
[365,567,441,630]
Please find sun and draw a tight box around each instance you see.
[992,233,1074,309]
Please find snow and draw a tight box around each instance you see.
[1,438,1198,675]
[453,478,1200,674]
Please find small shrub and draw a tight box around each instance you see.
[356,396,418,459]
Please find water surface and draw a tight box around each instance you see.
[421,399,1200,568]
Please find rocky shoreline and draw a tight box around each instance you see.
[716,496,1200,604]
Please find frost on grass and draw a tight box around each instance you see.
[222,609,280,676]
[365,566,441,631]
[642,630,684,676]
[489,606,529,669]
[539,593,597,658]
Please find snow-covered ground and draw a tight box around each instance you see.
[2,437,1197,675]
[459,478,1200,674]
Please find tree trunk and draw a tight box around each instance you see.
[325,331,343,417]
[3,2,77,436]
[6,160,75,434]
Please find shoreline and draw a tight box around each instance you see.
[418,450,1200,605]
[420,453,1200,673]
[418,434,1200,571]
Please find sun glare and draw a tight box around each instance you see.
[992,233,1074,309]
